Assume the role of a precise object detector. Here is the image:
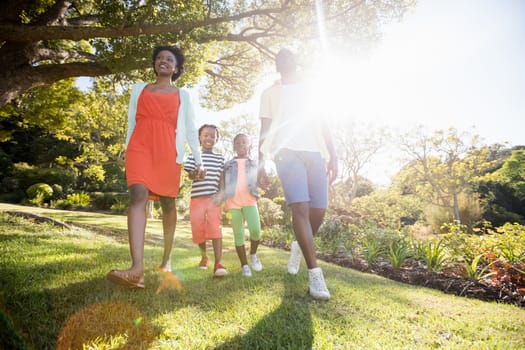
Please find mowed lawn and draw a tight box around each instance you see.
[1,203,524,349]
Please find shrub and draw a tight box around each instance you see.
[495,223,525,264]
[90,192,127,211]
[110,198,128,215]
[257,197,284,228]
[422,239,448,273]
[458,254,495,282]
[56,192,91,210]
[262,226,293,248]
[362,238,383,266]
[26,183,53,206]
[273,196,291,226]
[351,189,423,230]
[388,238,409,269]
[13,163,77,196]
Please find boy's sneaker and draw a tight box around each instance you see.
[288,241,302,275]
[198,257,209,269]
[214,263,228,277]
[241,264,252,277]
[308,267,330,300]
[250,254,263,271]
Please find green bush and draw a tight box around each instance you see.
[351,189,423,230]
[388,238,409,269]
[257,197,284,228]
[273,196,291,226]
[56,192,91,210]
[315,216,355,256]
[12,163,77,197]
[262,226,293,248]
[110,198,128,215]
[26,183,53,206]
[90,192,127,211]
[422,239,448,273]
[495,223,525,263]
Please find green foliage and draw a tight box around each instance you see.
[110,198,128,215]
[257,197,284,228]
[495,223,525,263]
[397,127,500,223]
[261,226,294,248]
[441,223,497,263]
[10,163,77,198]
[459,254,495,282]
[424,192,484,234]
[387,238,409,269]
[351,188,423,229]
[315,216,350,256]
[422,239,448,273]
[475,147,525,226]
[26,183,53,206]
[90,192,127,211]
[57,192,91,210]
[362,237,383,266]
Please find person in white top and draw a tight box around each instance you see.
[258,48,338,300]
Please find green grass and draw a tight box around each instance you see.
[1,203,525,349]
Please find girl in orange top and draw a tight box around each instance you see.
[220,133,262,277]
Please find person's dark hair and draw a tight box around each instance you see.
[233,133,249,144]
[152,45,185,81]
[275,48,296,74]
[198,124,220,141]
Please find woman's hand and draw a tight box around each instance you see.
[195,165,206,180]
[257,167,270,191]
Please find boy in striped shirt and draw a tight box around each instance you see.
[184,124,228,276]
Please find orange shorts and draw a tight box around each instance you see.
[189,196,222,244]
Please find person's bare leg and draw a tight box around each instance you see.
[289,202,317,269]
[159,196,177,271]
[212,238,223,265]
[236,245,248,266]
[249,240,260,255]
[309,208,326,236]
[198,242,207,257]
[126,184,149,273]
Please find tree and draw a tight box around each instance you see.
[333,121,388,205]
[396,127,500,223]
[0,78,129,192]
[216,113,259,160]
[475,147,525,225]
[0,0,415,109]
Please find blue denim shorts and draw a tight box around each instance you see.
[274,149,328,208]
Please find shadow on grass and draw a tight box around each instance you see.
[212,274,314,350]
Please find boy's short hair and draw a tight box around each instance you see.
[275,48,297,74]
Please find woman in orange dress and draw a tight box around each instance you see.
[107,46,205,288]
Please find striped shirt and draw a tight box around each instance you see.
[184,151,224,198]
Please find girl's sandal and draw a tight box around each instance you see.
[107,269,145,289]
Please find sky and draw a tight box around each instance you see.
[194,0,525,185]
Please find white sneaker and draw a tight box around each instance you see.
[308,267,330,300]
[250,254,263,271]
[288,241,302,275]
[241,264,252,277]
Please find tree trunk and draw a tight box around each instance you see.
[452,193,461,224]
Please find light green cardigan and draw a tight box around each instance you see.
[125,82,202,165]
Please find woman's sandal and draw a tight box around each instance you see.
[107,269,145,289]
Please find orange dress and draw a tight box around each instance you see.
[125,88,181,199]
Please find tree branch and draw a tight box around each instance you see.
[0,7,287,42]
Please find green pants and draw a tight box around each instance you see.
[228,206,261,247]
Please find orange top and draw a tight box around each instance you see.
[125,88,181,199]
[224,159,257,210]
